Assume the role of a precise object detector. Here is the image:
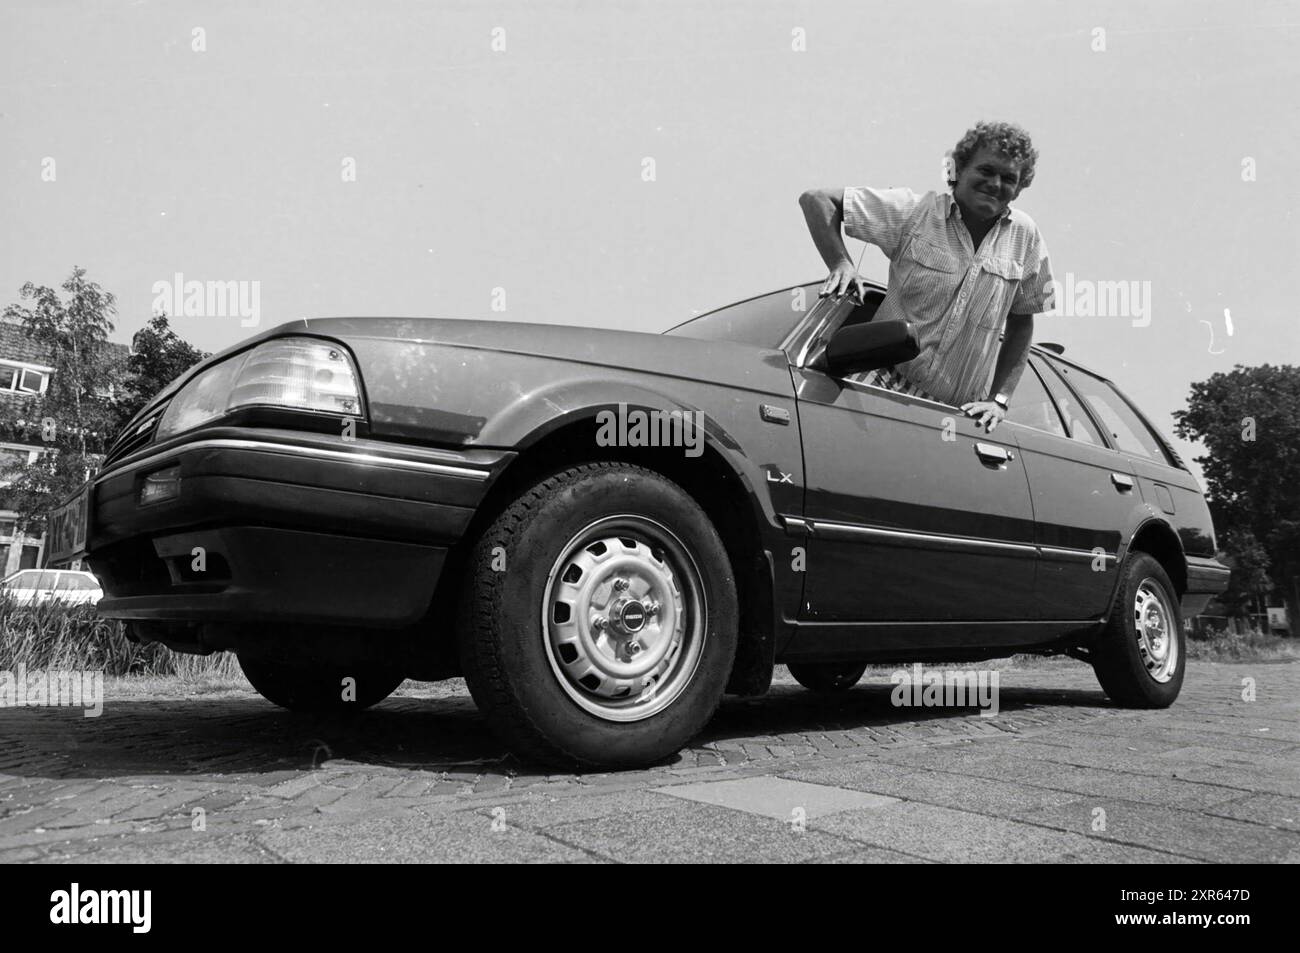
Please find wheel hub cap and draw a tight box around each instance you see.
[543,516,707,722]
[1134,578,1178,683]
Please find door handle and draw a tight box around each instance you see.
[1111,472,1135,491]
[975,442,1013,466]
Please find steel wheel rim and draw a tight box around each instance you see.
[541,514,707,722]
[1134,577,1178,683]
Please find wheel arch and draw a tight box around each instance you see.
[420,410,777,692]
[1124,518,1188,598]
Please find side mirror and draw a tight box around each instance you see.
[820,320,920,377]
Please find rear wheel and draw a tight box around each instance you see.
[787,661,868,693]
[458,462,738,769]
[1091,552,1184,708]
[237,655,405,712]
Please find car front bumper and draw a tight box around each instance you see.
[85,427,511,628]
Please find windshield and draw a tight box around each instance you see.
[666,283,821,349]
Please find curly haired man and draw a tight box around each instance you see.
[799,120,1056,433]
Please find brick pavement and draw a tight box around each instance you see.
[0,659,1296,863]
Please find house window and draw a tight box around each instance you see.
[17,368,47,394]
[0,361,51,395]
[0,447,33,469]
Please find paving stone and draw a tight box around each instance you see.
[812,800,1101,863]
[657,776,898,820]
[545,801,855,863]
[1015,798,1300,863]
[262,811,594,863]
[1201,792,1300,831]
[783,761,1083,817]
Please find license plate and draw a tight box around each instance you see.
[47,485,91,564]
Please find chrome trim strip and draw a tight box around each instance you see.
[779,514,1117,562]
[95,438,492,484]
[1039,545,1115,563]
[780,516,813,535]
[839,376,958,411]
[808,518,1038,556]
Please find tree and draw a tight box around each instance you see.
[1215,528,1272,619]
[0,267,121,533]
[108,312,208,435]
[1174,364,1300,636]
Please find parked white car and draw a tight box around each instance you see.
[1,569,104,606]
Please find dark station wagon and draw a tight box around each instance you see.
[66,280,1230,767]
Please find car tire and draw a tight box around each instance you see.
[787,661,868,693]
[237,655,405,713]
[458,462,738,769]
[1090,552,1184,708]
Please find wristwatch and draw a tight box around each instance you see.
[991,392,1009,410]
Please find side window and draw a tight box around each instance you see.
[1036,359,1103,445]
[1004,363,1067,437]
[1048,360,1172,463]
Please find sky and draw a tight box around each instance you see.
[2,0,1298,488]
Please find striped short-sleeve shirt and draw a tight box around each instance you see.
[842,187,1055,407]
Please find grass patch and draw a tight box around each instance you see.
[1186,629,1300,663]
[0,592,241,680]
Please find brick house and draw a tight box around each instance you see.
[0,316,129,575]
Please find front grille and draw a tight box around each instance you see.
[103,405,166,467]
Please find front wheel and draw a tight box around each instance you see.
[1090,552,1184,708]
[787,661,868,693]
[238,656,405,713]
[458,462,738,769]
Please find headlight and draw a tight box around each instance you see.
[156,337,362,440]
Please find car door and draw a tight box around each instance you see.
[1015,355,1140,620]
[791,323,1037,622]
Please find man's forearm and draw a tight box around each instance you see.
[798,189,853,270]
[989,313,1034,399]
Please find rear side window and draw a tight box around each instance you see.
[1005,363,1067,437]
[1047,360,1173,464]
[667,285,817,349]
[55,573,96,590]
[4,570,37,588]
